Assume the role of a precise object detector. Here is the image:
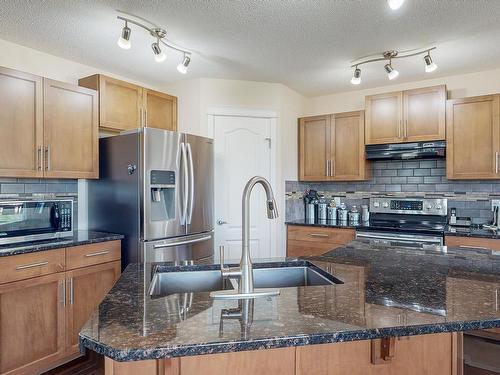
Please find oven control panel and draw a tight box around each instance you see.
[370,197,447,216]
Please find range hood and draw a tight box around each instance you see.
[365,141,446,160]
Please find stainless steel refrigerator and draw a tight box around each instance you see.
[88,128,214,271]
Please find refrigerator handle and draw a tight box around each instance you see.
[180,142,189,225]
[186,142,195,225]
[153,234,212,249]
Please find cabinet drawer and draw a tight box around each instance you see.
[287,240,343,257]
[0,248,65,284]
[445,236,500,251]
[287,226,355,245]
[66,241,121,270]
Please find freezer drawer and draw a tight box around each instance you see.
[143,232,214,263]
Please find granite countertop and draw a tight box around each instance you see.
[0,230,124,256]
[79,239,500,361]
[285,218,369,229]
[445,225,500,239]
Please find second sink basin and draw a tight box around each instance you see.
[149,262,341,297]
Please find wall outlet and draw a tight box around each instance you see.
[492,199,500,211]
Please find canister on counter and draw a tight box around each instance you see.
[349,205,360,225]
[338,203,348,221]
[318,198,327,220]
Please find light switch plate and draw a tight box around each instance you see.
[492,199,500,211]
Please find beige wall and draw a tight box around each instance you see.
[306,67,500,115]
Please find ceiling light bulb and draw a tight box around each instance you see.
[117,23,131,50]
[151,41,166,62]
[177,54,191,74]
[350,67,361,85]
[384,63,399,80]
[387,0,405,10]
[424,53,438,73]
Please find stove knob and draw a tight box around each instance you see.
[382,202,389,208]
[436,205,442,210]
[373,202,380,207]
[426,205,433,210]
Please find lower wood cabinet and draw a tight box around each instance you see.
[445,235,500,251]
[105,333,459,375]
[287,225,355,257]
[65,261,121,354]
[0,273,66,375]
[0,241,121,375]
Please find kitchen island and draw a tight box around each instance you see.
[79,239,500,374]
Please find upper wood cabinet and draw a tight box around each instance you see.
[0,66,98,179]
[0,67,43,178]
[44,79,98,179]
[446,95,500,179]
[298,111,368,181]
[298,115,330,181]
[365,85,446,145]
[79,74,178,133]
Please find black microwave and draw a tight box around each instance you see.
[0,199,73,245]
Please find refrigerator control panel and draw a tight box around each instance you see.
[150,170,175,186]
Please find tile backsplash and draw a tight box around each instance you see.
[286,158,500,225]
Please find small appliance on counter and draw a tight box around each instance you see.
[0,198,73,245]
[447,207,472,228]
[361,204,370,222]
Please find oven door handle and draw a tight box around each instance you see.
[356,232,442,244]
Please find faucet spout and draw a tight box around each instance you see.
[240,176,279,294]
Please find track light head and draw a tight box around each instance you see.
[387,0,405,10]
[117,22,131,50]
[424,53,438,73]
[151,41,166,62]
[350,67,361,85]
[177,54,191,74]
[384,62,399,80]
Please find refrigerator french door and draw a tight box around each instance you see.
[88,128,214,271]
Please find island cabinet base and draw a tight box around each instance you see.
[103,332,462,375]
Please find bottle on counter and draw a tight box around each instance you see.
[361,204,370,222]
[327,200,337,222]
[317,197,327,220]
[349,205,360,225]
[338,203,348,222]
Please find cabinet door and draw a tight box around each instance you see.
[98,75,143,132]
[43,79,98,179]
[331,111,367,180]
[404,85,446,142]
[65,261,121,354]
[0,67,43,177]
[446,95,500,179]
[365,92,403,145]
[298,115,330,181]
[0,273,65,375]
[144,89,177,131]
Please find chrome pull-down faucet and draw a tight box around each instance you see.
[211,176,280,300]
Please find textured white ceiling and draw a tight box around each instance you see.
[1,0,500,96]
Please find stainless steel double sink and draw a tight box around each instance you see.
[149,263,341,297]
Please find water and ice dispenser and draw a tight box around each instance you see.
[150,170,176,221]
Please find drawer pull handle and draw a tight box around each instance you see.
[309,233,329,238]
[458,245,488,250]
[85,250,109,257]
[16,261,49,270]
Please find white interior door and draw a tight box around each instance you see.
[214,115,273,261]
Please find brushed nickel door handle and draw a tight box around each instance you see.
[37,146,42,170]
[84,250,109,257]
[16,261,49,270]
[326,160,329,177]
[309,233,329,238]
[45,146,51,171]
[496,151,499,174]
[69,277,74,305]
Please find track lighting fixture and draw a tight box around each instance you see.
[117,21,131,50]
[177,54,191,74]
[384,61,399,80]
[350,67,361,85]
[350,47,437,85]
[387,0,405,10]
[116,11,192,73]
[151,40,167,62]
[424,51,437,73]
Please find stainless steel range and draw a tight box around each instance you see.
[356,197,448,246]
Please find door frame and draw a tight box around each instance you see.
[207,107,281,258]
